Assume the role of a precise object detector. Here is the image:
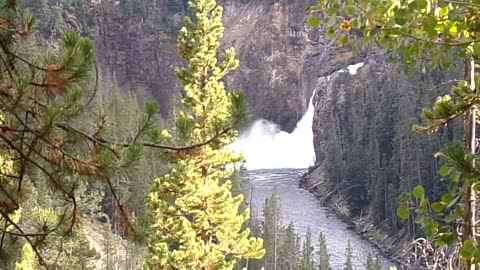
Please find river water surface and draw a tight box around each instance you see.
[232,63,396,269]
[241,169,395,270]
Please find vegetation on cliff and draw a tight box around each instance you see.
[1,0,262,269]
[309,0,480,268]
[145,0,264,268]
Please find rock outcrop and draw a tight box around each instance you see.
[27,0,362,132]
[302,55,462,235]
[26,0,463,236]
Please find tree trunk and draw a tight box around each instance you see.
[463,57,477,270]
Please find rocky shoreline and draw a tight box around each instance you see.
[300,167,404,269]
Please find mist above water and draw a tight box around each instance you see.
[230,93,316,170]
[231,62,364,170]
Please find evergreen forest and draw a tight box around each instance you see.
[1,0,480,270]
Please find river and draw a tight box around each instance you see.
[241,168,395,270]
[232,63,396,269]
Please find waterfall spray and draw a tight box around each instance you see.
[231,62,364,170]
[230,93,316,170]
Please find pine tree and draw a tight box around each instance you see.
[317,232,331,270]
[102,223,120,270]
[344,240,353,270]
[278,222,300,270]
[0,1,174,266]
[366,254,375,270]
[299,228,315,270]
[145,0,264,268]
[263,191,282,270]
[309,0,480,268]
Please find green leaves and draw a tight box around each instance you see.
[308,0,480,266]
[431,202,444,213]
[422,16,438,37]
[412,0,428,9]
[460,239,480,262]
[307,0,480,70]
[394,9,407,26]
[146,0,264,268]
[307,16,321,28]
[412,185,425,199]
[337,35,349,46]
[396,205,410,220]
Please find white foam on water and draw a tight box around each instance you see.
[231,62,364,170]
[230,93,316,170]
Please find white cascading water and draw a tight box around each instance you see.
[230,62,364,170]
[231,94,316,170]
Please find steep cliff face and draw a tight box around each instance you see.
[27,0,362,132]
[93,1,183,116]
[302,56,462,236]
[94,0,364,131]
[219,0,362,131]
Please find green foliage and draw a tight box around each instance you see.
[15,243,36,270]
[397,140,480,243]
[145,0,264,269]
[344,240,353,270]
[309,0,480,267]
[0,1,173,267]
[308,0,480,70]
[263,191,282,269]
[278,222,301,270]
[299,228,315,270]
[317,232,331,270]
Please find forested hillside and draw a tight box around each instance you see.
[24,2,470,244]
[24,0,368,132]
[0,0,262,268]
[3,0,480,269]
[303,57,464,241]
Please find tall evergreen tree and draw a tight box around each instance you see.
[366,254,382,270]
[317,232,331,270]
[344,240,353,270]
[145,0,264,269]
[299,228,315,270]
[278,222,300,270]
[263,191,282,270]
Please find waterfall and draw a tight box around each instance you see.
[231,62,364,170]
[230,93,316,170]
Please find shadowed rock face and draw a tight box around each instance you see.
[30,0,361,132]
[218,0,363,132]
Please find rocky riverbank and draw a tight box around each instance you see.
[300,166,405,269]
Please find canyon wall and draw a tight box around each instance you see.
[26,0,463,237]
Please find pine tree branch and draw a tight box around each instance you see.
[0,184,19,211]
[439,0,480,8]
[416,102,478,133]
[0,210,49,269]
[85,61,99,107]
[0,44,48,71]
[0,220,7,252]
[0,132,72,200]
[58,123,234,152]
[105,177,135,235]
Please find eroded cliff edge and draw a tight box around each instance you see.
[26,0,463,252]
[28,0,362,132]
[301,56,462,253]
